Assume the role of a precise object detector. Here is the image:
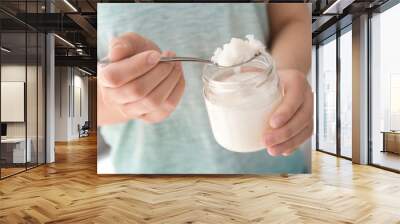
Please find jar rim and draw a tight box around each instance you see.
[202,52,275,91]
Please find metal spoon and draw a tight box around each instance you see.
[98,52,260,68]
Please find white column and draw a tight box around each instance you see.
[45,0,56,163]
[46,32,55,163]
[352,14,369,164]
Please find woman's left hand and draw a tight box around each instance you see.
[263,69,314,156]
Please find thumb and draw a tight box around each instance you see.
[108,32,160,62]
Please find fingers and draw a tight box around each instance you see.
[268,122,313,156]
[269,70,307,128]
[141,61,183,111]
[136,80,185,123]
[164,76,185,111]
[136,76,185,124]
[108,32,160,62]
[138,77,185,124]
[118,61,182,116]
[100,48,185,124]
[101,52,176,104]
[98,33,185,125]
[99,50,162,88]
[140,109,171,124]
[264,90,313,147]
[264,69,313,157]
[119,101,151,118]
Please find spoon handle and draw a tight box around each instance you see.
[98,56,213,67]
[160,56,213,64]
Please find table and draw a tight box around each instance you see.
[381,131,400,154]
[1,138,31,164]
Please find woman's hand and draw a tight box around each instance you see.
[98,33,185,125]
[263,69,313,156]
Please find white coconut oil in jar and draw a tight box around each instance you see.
[203,53,282,153]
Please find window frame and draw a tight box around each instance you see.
[315,24,353,161]
[367,0,400,173]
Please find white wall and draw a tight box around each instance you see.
[70,73,89,139]
[1,65,41,138]
[1,63,46,164]
[1,66,26,132]
[54,67,89,141]
[54,66,69,141]
[1,82,25,122]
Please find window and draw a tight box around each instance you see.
[370,2,400,171]
[317,36,337,154]
[339,28,352,158]
[390,74,400,130]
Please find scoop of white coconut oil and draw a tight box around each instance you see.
[211,34,266,67]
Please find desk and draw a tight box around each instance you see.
[381,131,400,155]
[1,138,31,163]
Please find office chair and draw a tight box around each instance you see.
[79,121,90,138]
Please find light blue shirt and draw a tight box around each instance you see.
[98,3,309,174]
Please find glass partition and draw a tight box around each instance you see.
[0,1,46,179]
[1,30,28,178]
[27,31,38,169]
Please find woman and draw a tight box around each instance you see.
[97,3,312,174]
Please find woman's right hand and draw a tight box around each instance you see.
[98,33,185,125]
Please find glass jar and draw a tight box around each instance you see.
[202,53,282,153]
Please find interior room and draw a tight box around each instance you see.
[311,0,400,172]
[0,14,46,177]
[1,0,400,223]
[0,0,97,179]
